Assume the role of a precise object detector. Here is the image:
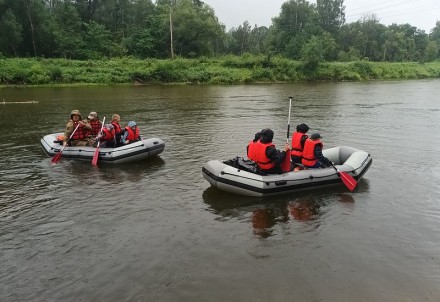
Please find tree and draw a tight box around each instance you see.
[0,9,23,56]
[316,0,345,35]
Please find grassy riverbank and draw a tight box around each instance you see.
[1,56,440,86]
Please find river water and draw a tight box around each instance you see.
[1,80,440,301]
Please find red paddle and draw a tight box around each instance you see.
[51,124,81,164]
[91,117,106,166]
[331,164,357,191]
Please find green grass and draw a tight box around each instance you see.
[1,56,439,86]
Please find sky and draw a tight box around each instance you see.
[203,0,440,33]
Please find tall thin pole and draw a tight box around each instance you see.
[169,5,174,59]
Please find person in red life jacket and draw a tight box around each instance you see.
[246,131,262,161]
[301,132,333,168]
[111,114,124,147]
[121,121,141,145]
[87,111,102,137]
[96,124,116,147]
[63,110,93,147]
[253,128,290,174]
[291,123,309,165]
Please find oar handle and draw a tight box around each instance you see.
[95,117,106,148]
[286,96,292,144]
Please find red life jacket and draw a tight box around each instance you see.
[111,121,122,134]
[89,120,102,136]
[125,126,140,142]
[247,140,258,161]
[291,132,308,158]
[302,139,323,167]
[71,121,87,140]
[254,141,276,170]
[101,127,115,141]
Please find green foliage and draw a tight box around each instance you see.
[1,57,440,86]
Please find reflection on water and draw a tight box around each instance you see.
[203,185,362,239]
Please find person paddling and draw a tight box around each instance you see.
[302,132,332,168]
[63,110,93,147]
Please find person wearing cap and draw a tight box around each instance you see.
[121,121,141,145]
[291,123,310,165]
[87,111,102,137]
[63,110,93,147]
[302,132,332,168]
[252,128,290,174]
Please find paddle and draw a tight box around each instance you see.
[331,163,357,191]
[92,117,106,166]
[281,97,293,172]
[51,123,81,164]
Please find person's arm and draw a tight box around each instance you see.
[314,145,331,165]
[82,119,92,130]
[266,145,287,166]
[121,130,129,144]
[63,121,73,146]
[300,135,308,149]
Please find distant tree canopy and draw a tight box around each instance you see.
[0,0,439,62]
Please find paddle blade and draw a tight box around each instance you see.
[281,149,291,172]
[51,151,62,164]
[339,171,357,191]
[91,148,100,166]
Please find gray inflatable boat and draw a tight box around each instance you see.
[202,146,372,197]
[41,133,165,164]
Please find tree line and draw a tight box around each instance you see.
[0,0,439,63]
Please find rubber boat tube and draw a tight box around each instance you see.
[202,146,372,197]
[41,133,165,164]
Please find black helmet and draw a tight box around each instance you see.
[296,123,309,133]
[260,128,274,142]
[310,132,322,140]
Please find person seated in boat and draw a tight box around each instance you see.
[63,110,93,147]
[111,114,124,147]
[302,132,333,169]
[246,131,262,161]
[291,123,309,165]
[253,128,290,174]
[121,121,142,145]
[87,111,102,137]
[96,124,116,147]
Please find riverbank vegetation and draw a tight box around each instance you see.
[1,57,440,86]
[1,0,440,85]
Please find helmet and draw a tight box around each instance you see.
[310,132,322,140]
[128,121,137,127]
[296,123,309,133]
[70,110,81,119]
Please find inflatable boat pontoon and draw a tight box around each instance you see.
[202,146,372,197]
[41,133,165,164]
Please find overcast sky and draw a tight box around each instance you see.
[203,0,439,33]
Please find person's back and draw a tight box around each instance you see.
[291,123,309,164]
[247,131,261,162]
[302,132,331,168]
[253,128,290,174]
